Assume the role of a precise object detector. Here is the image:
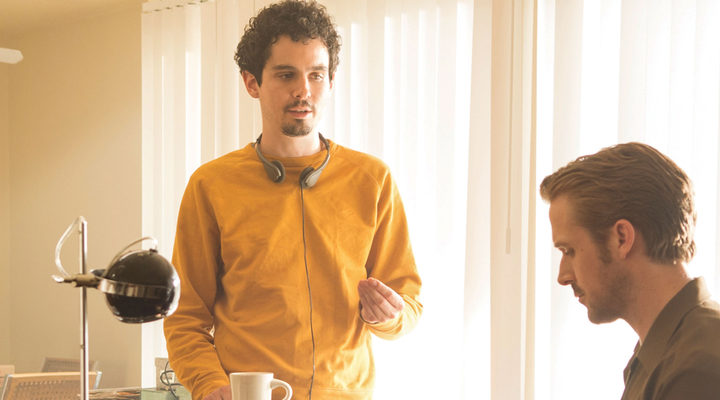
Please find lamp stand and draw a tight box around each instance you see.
[79,217,90,400]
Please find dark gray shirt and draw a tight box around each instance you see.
[621,278,720,400]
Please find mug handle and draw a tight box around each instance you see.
[271,379,293,400]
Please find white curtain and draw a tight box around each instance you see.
[140,0,259,386]
[534,1,720,399]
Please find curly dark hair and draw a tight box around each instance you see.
[234,0,341,85]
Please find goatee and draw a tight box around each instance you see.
[281,123,312,137]
[282,99,314,137]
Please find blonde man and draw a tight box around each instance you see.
[541,142,720,399]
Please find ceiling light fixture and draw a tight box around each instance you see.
[0,48,23,64]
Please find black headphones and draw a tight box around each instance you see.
[254,133,331,188]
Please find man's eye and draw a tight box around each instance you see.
[558,248,573,256]
[311,73,325,81]
[278,73,293,79]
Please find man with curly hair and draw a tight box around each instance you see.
[164,1,423,399]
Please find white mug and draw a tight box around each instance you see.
[230,372,292,400]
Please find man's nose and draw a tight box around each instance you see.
[557,257,574,286]
[292,77,310,99]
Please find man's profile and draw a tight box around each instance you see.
[540,142,720,399]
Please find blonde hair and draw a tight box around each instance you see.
[540,142,696,264]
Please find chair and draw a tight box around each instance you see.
[41,357,101,389]
[0,365,15,380]
[0,371,99,400]
[0,365,15,391]
[41,357,100,373]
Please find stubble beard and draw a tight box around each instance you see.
[585,259,632,325]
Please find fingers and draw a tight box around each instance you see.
[368,278,405,309]
[358,283,386,323]
[358,278,405,324]
[358,289,381,323]
[359,280,402,315]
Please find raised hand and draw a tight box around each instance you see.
[357,277,404,324]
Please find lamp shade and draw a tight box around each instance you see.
[98,248,180,323]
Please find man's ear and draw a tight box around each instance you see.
[610,219,636,259]
[242,70,260,98]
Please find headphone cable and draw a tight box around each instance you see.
[300,185,316,399]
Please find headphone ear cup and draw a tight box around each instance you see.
[300,166,322,188]
[263,160,286,183]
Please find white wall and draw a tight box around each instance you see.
[5,3,143,388]
[0,63,10,363]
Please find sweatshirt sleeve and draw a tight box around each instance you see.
[363,170,423,340]
[163,173,230,400]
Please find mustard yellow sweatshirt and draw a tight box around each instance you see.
[164,140,422,400]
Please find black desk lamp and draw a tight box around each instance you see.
[53,216,180,400]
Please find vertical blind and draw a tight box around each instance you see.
[535,1,720,399]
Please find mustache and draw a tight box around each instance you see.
[571,284,584,297]
[285,100,314,112]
